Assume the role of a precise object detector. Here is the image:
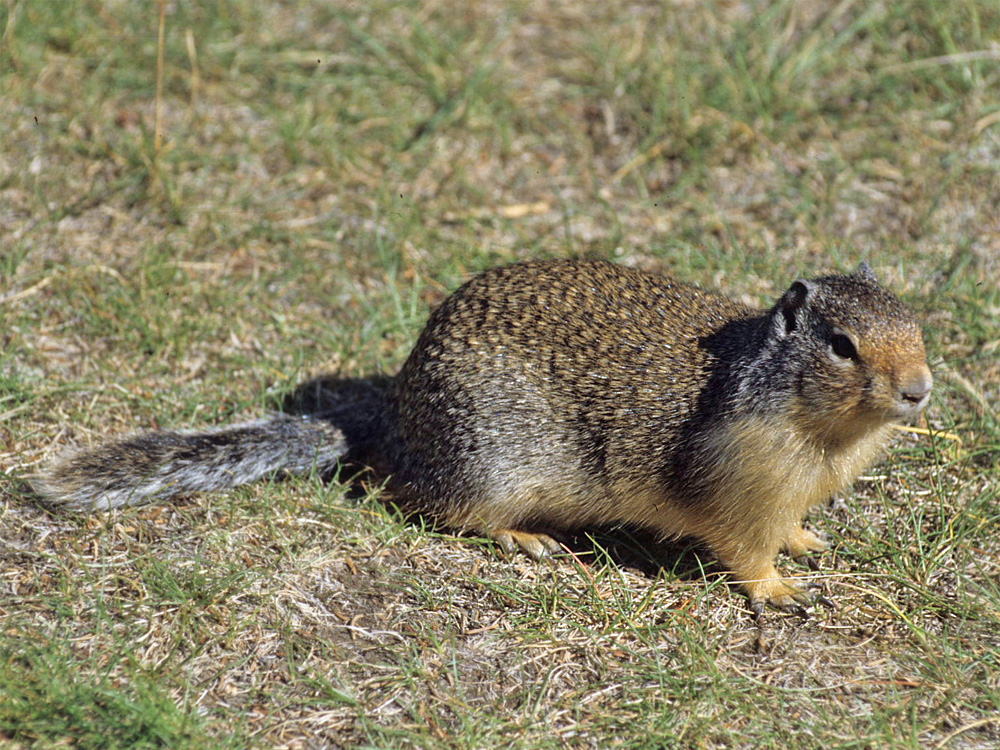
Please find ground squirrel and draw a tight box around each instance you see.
[35,260,932,615]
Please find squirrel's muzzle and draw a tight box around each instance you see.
[894,366,933,418]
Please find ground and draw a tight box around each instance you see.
[1,1,999,748]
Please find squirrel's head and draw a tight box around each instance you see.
[765,262,932,441]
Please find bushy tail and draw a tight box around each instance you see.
[34,415,348,511]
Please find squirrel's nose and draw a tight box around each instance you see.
[900,368,932,406]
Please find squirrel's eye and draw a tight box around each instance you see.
[830,332,857,360]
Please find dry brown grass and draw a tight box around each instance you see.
[2,1,999,748]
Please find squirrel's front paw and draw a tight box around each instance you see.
[739,568,833,619]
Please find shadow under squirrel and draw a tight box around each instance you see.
[35,260,932,615]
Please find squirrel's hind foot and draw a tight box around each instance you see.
[491,529,564,560]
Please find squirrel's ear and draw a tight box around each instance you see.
[775,279,812,336]
[855,262,877,283]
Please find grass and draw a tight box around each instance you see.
[2,0,999,747]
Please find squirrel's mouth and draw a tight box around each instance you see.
[887,401,928,422]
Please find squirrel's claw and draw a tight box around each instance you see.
[815,593,837,610]
[800,581,837,610]
[794,554,821,571]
